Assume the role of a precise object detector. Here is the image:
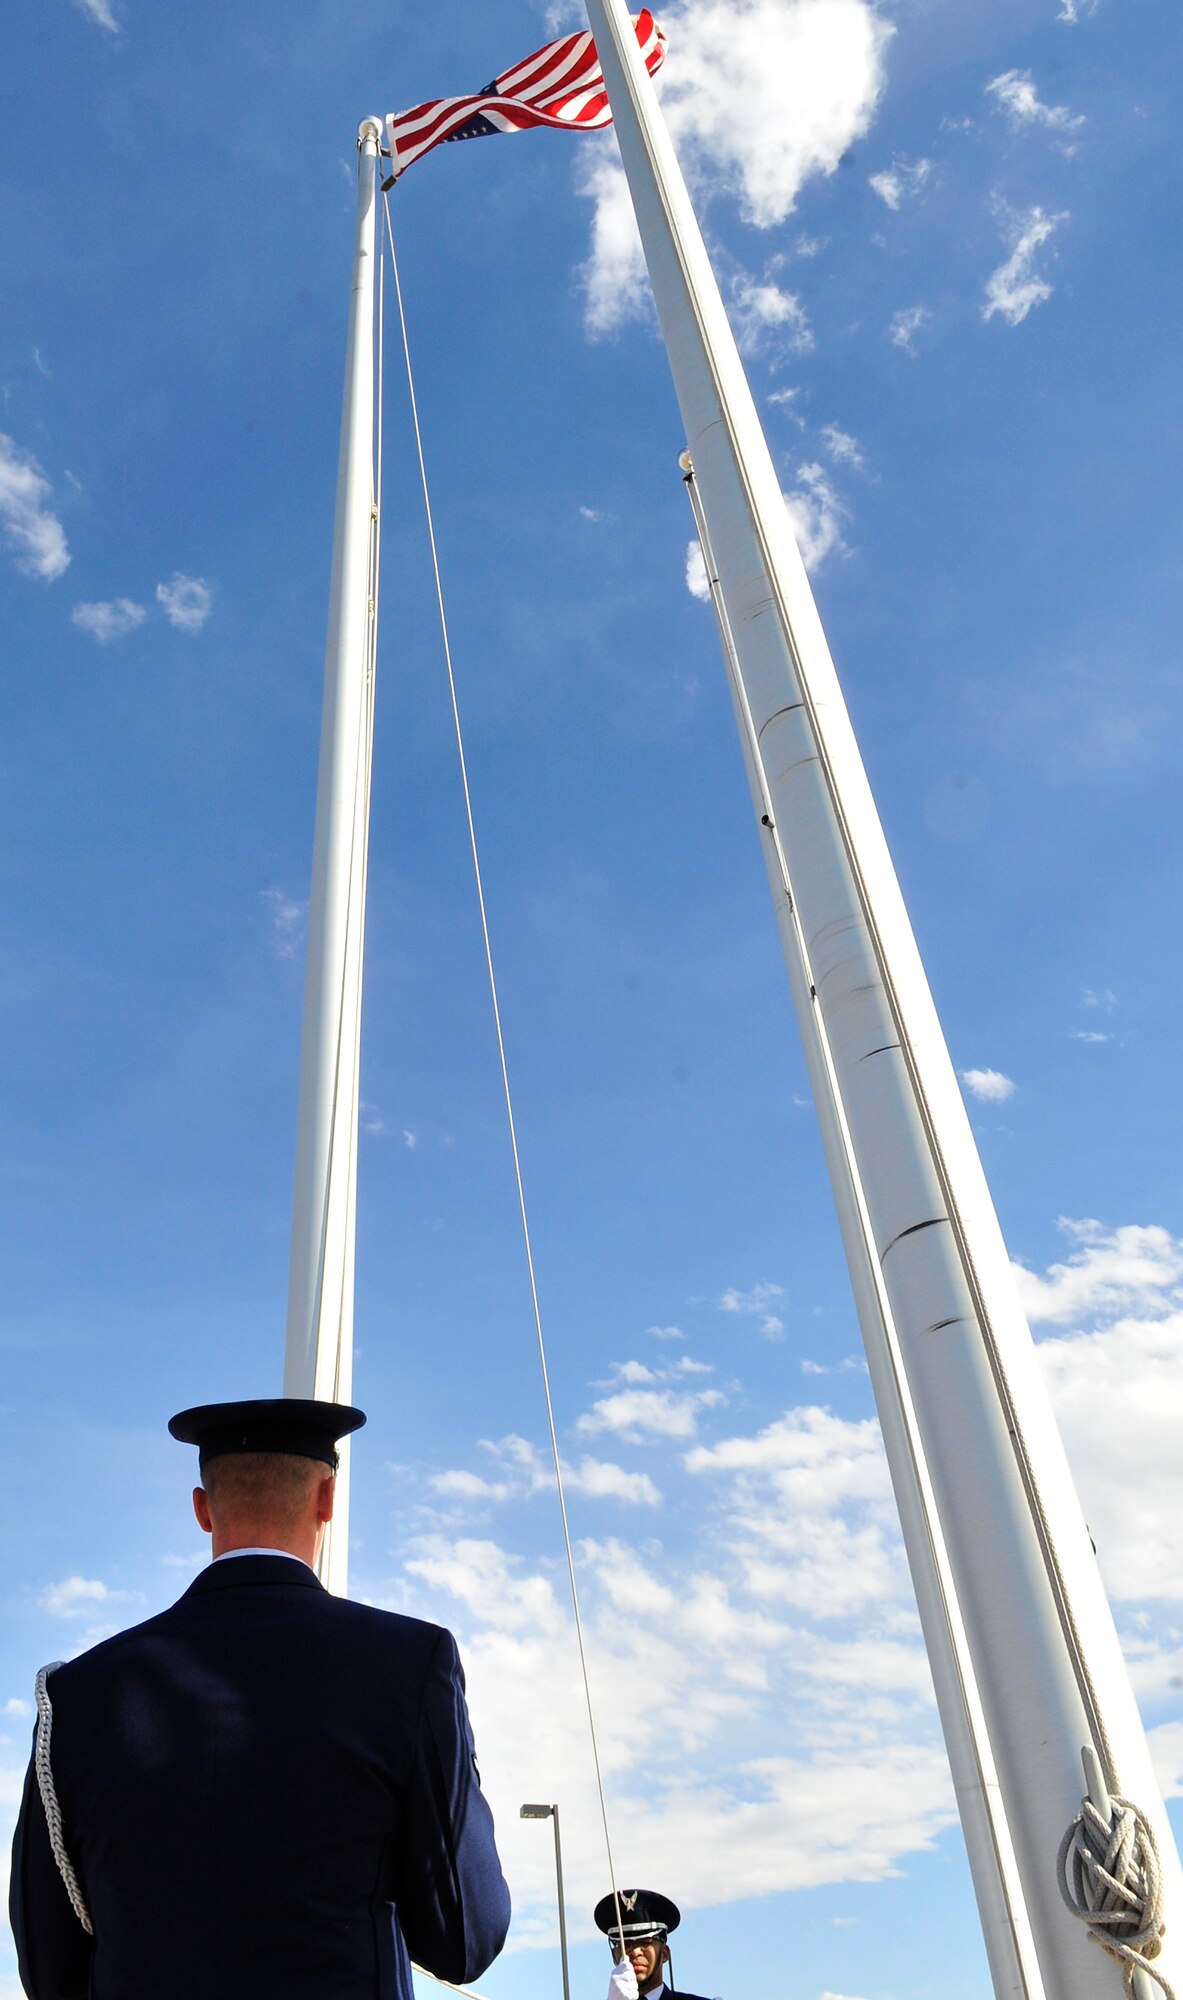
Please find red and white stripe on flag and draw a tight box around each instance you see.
[385,10,667,181]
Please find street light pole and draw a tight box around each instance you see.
[521,1802,571,2000]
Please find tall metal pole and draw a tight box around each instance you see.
[552,1804,572,2000]
[521,1804,572,2000]
[283,118,383,1597]
[584,4,1181,1994]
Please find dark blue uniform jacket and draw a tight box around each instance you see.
[9,1554,511,1999]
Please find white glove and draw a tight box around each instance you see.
[608,1959,639,2000]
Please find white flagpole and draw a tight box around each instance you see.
[283,118,383,1597]
[586,6,1181,1995]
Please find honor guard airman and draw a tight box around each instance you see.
[596,1888,718,2000]
[9,1398,511,2000]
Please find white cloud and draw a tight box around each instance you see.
[768,384,807,426]
[986,69,1084,138]
[425,1435,661,1511]
[686,538,711,602]
[1071,1029,1110,1044]
[578,152,651,336]
[720,1280,786,1339]
[2,1700,30,1719]
[888,305,929,353]
[378,1216,1183,1943]
[402,1128,418,1149]
[821,424,865,472]
[579,505,609,523]
[157,572,212,632]
[983,205,1068,325]
[609,1360,657,1385]
[1147,1722,1183,1801]
[1036,1308,1183,1602]
[576,1385,724,1441]
[71,597,147,644]
[1014,1218,1183,1328]
[1084,986,1117,1011]
[960,1066,1016,1103]
[565,1457,662,1506]
[39,1575,129,1618]
[647,1323,686,1340]
[783,464,848,572]
[261,887,306,959]
[73,0,120,29]
[658,0,892,228]
[431,1468,513,1503]
[579,0,891,331]
[1058,0,1099,19]
[728,270,814,357]
[868,157,931,209]
[0,434,70,581]
[406,1537,565,1637]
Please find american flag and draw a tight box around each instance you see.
[384,11,667,182]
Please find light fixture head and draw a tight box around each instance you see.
[520,1803,554,1819]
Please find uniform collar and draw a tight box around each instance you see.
[182,1552,327,1597]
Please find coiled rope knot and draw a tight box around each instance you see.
[1058,1791,1173,1997]
[33,1664,93,1937]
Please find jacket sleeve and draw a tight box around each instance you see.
[391,1628,512,1983]
[8,1731,94,2000]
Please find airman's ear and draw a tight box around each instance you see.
[193,1486,213,1535]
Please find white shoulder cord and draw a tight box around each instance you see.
[33,1665,93,1935]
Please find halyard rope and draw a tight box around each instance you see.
[1058,1795,1174,1997]
[33,1665,93,1934]
[381,189,623,1939]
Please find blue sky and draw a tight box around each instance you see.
[3,3,1182,1998]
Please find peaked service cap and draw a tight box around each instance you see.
[594,1889,681,1940]
[168,1398,366,1469]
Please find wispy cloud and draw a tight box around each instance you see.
[1083,986,1117,1013]
[1057,0,1099,20]
[888,305,929,354]
[868,156,931,210]
[986,69,1084,140]
[960,1066,1016,1103]
[768,384,807,426]
[821,425,865,473]
[71,597,146,644]
[784,463,848,572]
[0,434,70,581]
[579,0,891,332]
[983,205,1067,325]
[73,0,121,29]
[728,268,813,357]
[720,1279,786,1340]
[261,887,306,959]
[156,572,212,633]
